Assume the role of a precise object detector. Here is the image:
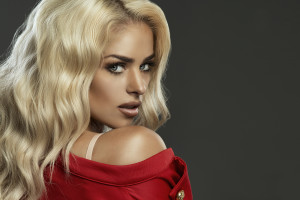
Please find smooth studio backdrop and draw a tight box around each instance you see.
[1,1,300,200]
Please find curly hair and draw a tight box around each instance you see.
[0,0,171,199]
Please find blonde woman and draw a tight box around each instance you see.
[0,0,192,199]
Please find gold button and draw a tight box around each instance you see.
[176,189,185,200]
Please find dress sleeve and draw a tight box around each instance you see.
[168,156,193,200]
[119,148,193,200]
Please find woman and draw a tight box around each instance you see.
[0,0,192,199]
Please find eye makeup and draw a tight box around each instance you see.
[105,61,156,75]
[105,62,126,74]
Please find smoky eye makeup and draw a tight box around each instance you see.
[103,59,157,75]
[105,62,126,74]
[140,61,156,72]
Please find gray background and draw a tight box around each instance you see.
[1,1,300,200]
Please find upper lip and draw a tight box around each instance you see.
[118,101,141,109]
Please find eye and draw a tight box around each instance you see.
[140,62,154,72]
[106,63,125,74]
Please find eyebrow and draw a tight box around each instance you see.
[104,54,155,63]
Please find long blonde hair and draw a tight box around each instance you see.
[0,0,171,199]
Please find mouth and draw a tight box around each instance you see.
[118,101,141,117]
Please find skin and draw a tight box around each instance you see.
[71,22,166,164]
[89,22,154,129]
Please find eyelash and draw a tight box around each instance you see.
[105,62,155,75]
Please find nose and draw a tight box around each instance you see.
[126,69,147,96]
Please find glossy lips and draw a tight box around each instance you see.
[118,101,141,117]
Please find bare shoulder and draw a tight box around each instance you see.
[92,126,167,165]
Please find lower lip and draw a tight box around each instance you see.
[118,107,139,117]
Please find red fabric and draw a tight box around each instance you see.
[41,148,193,200]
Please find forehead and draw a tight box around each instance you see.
[104,22,154,57]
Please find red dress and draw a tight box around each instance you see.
[41,148,193,200]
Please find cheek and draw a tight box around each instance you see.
[144,74,152,88]
[89,73,124,106]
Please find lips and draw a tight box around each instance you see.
[118,101,141,109]
[118,101,141,117]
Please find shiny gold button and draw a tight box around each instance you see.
[176,189,185,200]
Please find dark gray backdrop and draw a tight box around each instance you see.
[1,1,300,200]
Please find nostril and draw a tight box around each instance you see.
[126,73,148,95]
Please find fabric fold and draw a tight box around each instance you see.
[42,148,193,199]
[56,148,175,186]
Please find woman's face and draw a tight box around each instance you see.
[89,22,155,129]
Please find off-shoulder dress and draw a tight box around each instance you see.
[41,133,193,200]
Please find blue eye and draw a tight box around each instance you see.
[106,63,125,74]
[140,62,154,72]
